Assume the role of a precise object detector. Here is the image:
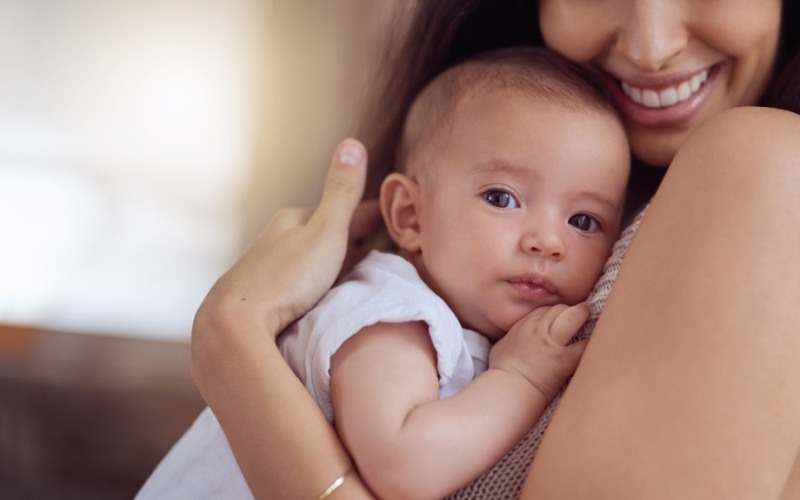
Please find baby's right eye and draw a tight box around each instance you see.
[482,190,519,209]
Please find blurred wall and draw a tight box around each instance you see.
[0,0,398,340]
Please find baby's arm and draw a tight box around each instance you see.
[330,304,588,500]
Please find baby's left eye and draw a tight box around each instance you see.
[568,214,600,232]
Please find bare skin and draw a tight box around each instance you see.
[522,106,800,499]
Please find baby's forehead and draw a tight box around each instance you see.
[406,85,610,168]
[415,87,629,203]
[407,90,622,181]
[399,49,623,177]
[417,52,616,121]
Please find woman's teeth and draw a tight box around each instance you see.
[620,69,709,109]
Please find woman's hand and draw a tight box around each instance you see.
[201,138,381,337]
[190,138,379,500]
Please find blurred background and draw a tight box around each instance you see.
[0,0,399,497]
[0,0,395,340]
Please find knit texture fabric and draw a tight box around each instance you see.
[448,207,647,499]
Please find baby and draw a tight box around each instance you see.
[278,46,630,499]
[137,46,630,500]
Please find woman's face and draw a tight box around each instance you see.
[538,0,782,167]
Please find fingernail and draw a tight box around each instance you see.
[338,143,363,166]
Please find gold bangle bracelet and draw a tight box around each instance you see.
[316,467,353,500]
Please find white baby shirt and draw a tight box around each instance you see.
[137,250,490,499]
[279,250,491,421]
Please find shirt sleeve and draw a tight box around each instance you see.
[278,251,471,421]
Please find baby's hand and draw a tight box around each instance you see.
[489,303,590,402]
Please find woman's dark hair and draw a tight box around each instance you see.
[765,50,800,113]
[357,0,800,199]
[764,1,800,113]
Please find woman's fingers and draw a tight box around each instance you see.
[311,138,369,235]
[311,139,380,280]
[267,206,313,234]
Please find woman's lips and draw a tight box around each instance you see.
[604,64,721,128]
[620,68,708,108]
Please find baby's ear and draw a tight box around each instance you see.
[379,172,422,252]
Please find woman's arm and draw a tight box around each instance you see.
[521,107,800,498]
[191,139,377,499]
[331,306,587,499]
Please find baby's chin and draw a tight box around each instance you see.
[460,315,506,342]
[483,313,529,342]
[464,302,556,341]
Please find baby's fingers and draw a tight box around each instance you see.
[549,303,591,345]
[567,337,588,361]
[561,338,589,376]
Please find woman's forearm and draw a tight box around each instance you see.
[192,297,372,499]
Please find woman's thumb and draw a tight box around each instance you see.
[313,138,368,231]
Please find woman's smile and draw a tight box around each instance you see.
[603,63,723,127]
[619,68,710,108]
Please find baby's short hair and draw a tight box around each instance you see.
[397,46,618,172]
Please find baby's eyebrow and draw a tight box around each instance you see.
[576,190,620,213]
[472,158,538,179]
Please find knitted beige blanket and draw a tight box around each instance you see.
[449,208,646,499]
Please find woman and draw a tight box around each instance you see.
[192,1,800,498]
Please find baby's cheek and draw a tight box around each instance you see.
[570,255,608,302]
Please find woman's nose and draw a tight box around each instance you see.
[615,0,689,72]
[520,225,565,261]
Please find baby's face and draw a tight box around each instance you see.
[410,92,630,340]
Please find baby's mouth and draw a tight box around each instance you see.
[618,67,714,109]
